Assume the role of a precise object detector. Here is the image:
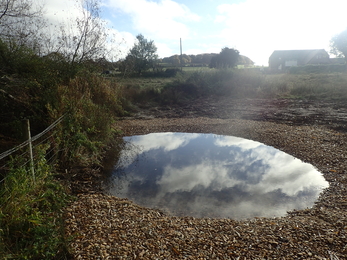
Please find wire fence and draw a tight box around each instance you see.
[0,116,65,184]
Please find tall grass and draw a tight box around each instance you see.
[155,69,347,102]
[0,146,71,259]
[114,76,172,105]
[286,73,347,99]
[159,69,236,103]
[0,70,128,258]
[0,39,130,259]
[51,71,126,167]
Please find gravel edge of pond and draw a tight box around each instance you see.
[65,118,347,259]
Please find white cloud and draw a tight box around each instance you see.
[40,0,131,60]
[105,0,200,40]
[43,0,81,27]
[106,29,137,59]
[116,133,200,168]
[214,0,347,65]
[157,162,241,193]
[155,41,176,58]
[41,0,347,63]
[214,135,262,150]
[131,132,200,152]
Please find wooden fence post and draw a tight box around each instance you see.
[26,119,35,182]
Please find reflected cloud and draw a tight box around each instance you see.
[116,132,199,168]
[157,162,242,193]
[214,135,263,150]
[130,132,200,152]
[108,133,329,219]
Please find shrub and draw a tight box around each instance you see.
[53,71,125,167]
[0,146,71,259]
[160,69,237,103]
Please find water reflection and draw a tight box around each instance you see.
[106,133,328,219]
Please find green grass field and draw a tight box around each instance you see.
[111,66,347,103]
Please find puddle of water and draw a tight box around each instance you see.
[105,132,329,219]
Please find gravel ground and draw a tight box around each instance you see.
[65,98,347,259]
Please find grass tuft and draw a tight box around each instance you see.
[0,146,71,259]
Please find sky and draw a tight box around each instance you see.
[43,0,347,65]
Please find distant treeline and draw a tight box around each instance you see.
[160,53,254,67]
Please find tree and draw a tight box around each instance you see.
[57,0,108,67]
[117,55,135,77]
[126,34,158,74]
[172,55,180,66]
[331,28,347,67]
[210,47,239,69]
[181,54,191,65]
[0,0,46,52]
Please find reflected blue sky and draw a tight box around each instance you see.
[107,133,329,219]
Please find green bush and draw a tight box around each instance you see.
[54,71,125,167]
[0,40,72,139]
[0,146,71,259]
[156,68,347,102]
[160,69,237,103]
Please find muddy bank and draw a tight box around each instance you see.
[135,97,347,131]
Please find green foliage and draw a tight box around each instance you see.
[0,37,125,165]
[121,34,158,75]
[0,28,129,258]
[152,68,347,103]
[55,71,125,167]
[286,73,347,100]
[238,70,347,100]
[0,40,37,75]
[0,40,74,139]
[0,2,133,258]
[0,146,71,259]
[210,47,240,69]
[161,69,236,103]
[120,83,161,105]
[161,53,254,68]
[111,75,174,106]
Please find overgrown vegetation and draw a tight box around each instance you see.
[55,72,125,167]
[0,48,124,259]
[0,0,125,256]
[0,146,71,259]
[0,44,124,259]
[121,67,347,104]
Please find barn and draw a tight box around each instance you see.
[269,49,330,70]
